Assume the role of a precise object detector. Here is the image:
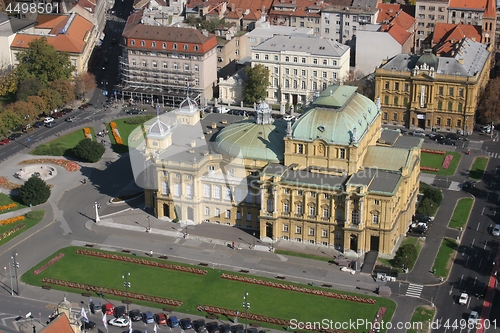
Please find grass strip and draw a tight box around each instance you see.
[407,306,436,333]
[432,238,458,278]
[469,157,488,180]
[420,152,462,176]
[448,198,474,229]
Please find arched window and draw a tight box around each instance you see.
[141,40,145,46]
[131,40,135,46]
[184,44,188,50]
[152,41,156,48]
[173,43,177,49]
[194,45,199,51]
[162,42,166,48]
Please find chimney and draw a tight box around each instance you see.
[202,29,209,37]
[191,140,196,147]
[231,3,235,11]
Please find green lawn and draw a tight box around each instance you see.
[0,193,26,212]
[274,250,331,262]
[23,247,395,332]
[420,152,462,176]
[407,306,436,333]
[0,210,44,247]
[432,238,458,278]
[448,198,474,229]
[469,157,488,180]
[107,116,153,154]
[31,128,90,156]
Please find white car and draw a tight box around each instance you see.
[468,311,479,325]
[108,317,130,327]
[458,293,468,305]
[215,107,230,114]
[411,130,425,137]
[43,117,55,124]
[492,224,500,236]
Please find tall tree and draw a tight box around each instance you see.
[243,64,269,104]
[0,67,17,96]
[0,109,23,133]
[27,95,49,115]
[5,100,34,124]
[16,77,43,102]
[15,38,74,87]
[38,88,63,112]
[476,77,500,125]
[19,175,51,206]
[49,79,75,105]
[74,72,97,99]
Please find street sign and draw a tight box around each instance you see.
[26,312,31,318]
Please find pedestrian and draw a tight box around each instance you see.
[149,250,153,257]
[83,178,87,184]
[232,241,235,249]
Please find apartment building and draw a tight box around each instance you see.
[11,13,96,76]
[374,38,491,134]
[118,10,218,106]
[251,34,350,106]
[267,0,326,34]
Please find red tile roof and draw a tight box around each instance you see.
[11,13,93,54]
[381,22,411,45]
[484,0,496,18]
[40,313,74,333]
[432,22,481,45]
[448,0,487,11]
[376,3,401,23]
[391,10,415,30]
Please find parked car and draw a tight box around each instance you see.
[52,112,64,119]
[108,317,130,327]
[218,324,231,333]
[230,325,244,333]
[428,133,444,141]
[193,319,207,333]
[90,301,101,314]
[114,306,126,318]
[168,316,179,328]
[155,313,167,325]
[129,309,142,321]
[78,104,90,110]
[206,321,219,333]
[440,138,456,146]
[142,311,154,324]
[81,321,97,330]
[411,130,425,137]
[103,303,114,315]
[468,311,479,325]
[34,121,45,128]
[22,125,34,133]
[43,117,55,123]
[492,224,500,236]
[0,139,10,145]
[127,109,142,115]
[66,117,76,122]
[244,328,259,333]
[180,318,192,330]
[446,133,461,140]
[8,133,22,140]
[413,214,431,223]
[215,107,230,114]
[44,121,58,128]
[458,293,468,305]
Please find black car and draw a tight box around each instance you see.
[129,309,142,321]
[180,318,193,330]
[446,133,461,140]
[8,133,22,140]
[413,214,431,223]
[230,325,244,333]
[206,321,219,333]
[219,324,231,333]
[193,319,207,333]
[244,329,259,333]
[440,138,456,146]
[34,121,45,128]
[44,121,58,128]
[127,109,142,115]
[462,180,477,189]
[428,133,445,141]
[90,301,101,314]
[114,305,126,318]
[81,321,97,330]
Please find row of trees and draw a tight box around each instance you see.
[0,38,97,136]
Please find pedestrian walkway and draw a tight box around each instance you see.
[405,284,424,298]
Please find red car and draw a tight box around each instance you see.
[0,139,11,145]
[103,303,114,315]
[155,313,167,325]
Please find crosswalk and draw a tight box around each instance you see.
[487,152,500,158]
[406,284,424,298]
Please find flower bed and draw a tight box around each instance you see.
[420,166,440,172]
[0,224,25,241]
[83,128,92,139]
[422,149,445,155]
[0,215,25,226]
[220,273,376,304]
[369,307,387,333]
[76,249,207,275]
[110,122,123,145]
[19,159,81,172]
[0,177,20,190]
[442,154,453,169]
[34,253,64,275]
[41,278,183,306]
[0,203,17,212]
[196,305,356,333]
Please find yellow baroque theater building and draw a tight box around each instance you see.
[374,38,492,134]
[143,84,422,256]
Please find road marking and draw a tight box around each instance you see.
[406,284,424,297]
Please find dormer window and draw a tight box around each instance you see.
[131,40,135,46]
[162,42,166,48]
[141,40,145,46]
[194,45,199,51]
[184,44,188,50]
[173,43,177,49]
[152,41,156,48]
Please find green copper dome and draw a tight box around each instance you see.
[292,85,379,145]
[416,49,438,70]
[215,120,286,162]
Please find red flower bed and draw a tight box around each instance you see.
[34,253,64,275]
[76,249,207,275]
[0,176,20,190]
[19,159,80,172]
[41,278,183,306]
[442,154,453,169]
[422,149,445,155]
[220,273,376,304]
[369,307,387,333]
[420,166,440,172]
[0,224,25,241]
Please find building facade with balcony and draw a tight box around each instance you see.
[144,85,421,256]
[251,34,350,106]
[374,38,492,133]
[119,10,218,106]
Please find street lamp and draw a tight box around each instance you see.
[4,265,13,296]
[11,251,19,296]
[252,232,255,249]
[146,215,150,232]
[122,272,131,314]
[94,202,101,223]
[242,291,250,331]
